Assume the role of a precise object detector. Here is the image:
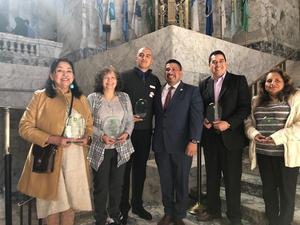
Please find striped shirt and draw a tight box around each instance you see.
[254,101,290,156]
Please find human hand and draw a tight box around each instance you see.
[264,137,275,145]
[254,134,266,143]
[102,134,116,145]
[185,142,197,157]
[203,118,212,129]
[213,120,230,132]
[117,132,129,144]
[133,115,144,123]
[68,136,88,145]
[47,136,71,147]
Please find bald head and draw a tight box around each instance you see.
[136,47,153,72]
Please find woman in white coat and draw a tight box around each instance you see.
[245,68,300,225]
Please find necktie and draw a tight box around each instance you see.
[164,86,174,110]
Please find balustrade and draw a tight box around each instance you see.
[0,35,37,56]
[0,32,62,58]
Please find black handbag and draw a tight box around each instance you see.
[32,144,57,173]
[32,94,74,173]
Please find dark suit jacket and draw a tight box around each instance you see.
[199,72,251,150]
[152,81,203,153]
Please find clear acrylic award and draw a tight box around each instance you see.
[103,116,121,138]
[206,102,222,123]
[65,115,85,138]
[134,99,148,119]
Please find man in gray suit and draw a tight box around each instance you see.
[152,59,203,225]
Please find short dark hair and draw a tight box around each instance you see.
[208,50,227,64]
[257,68,296,106]
[45,58,82,98]
[94,66,122,93]
[165,59,182,70]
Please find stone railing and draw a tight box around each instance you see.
[0,32,62,58]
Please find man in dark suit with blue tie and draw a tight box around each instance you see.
[197,50,251,225]
[152,59,203,225]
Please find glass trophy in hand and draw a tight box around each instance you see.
[103,116,121,139]
[134,99,148,119]
[65,114,86,139]
[206,102,222,123]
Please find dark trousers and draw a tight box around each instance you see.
[203,134,243,223]
[93,149,126,225]
[120,129,152,214]
[154,151,192,219]
[257,154,299,225]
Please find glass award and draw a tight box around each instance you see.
[65,115,85,138]
[103,116,121,138]
[134,99,148,119]
[263,116,276,125]
[206,102,222,123]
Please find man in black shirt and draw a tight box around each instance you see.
[120,47,161,224]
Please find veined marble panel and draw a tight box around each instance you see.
[75,25,284,96]
[0,62,49,108]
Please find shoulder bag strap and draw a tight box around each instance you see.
[60,93,74,136]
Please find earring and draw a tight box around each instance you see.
[70,83,74,89]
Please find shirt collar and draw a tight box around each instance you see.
[165,81,181,90]
[211,72,227,81]
[134,67,152,80]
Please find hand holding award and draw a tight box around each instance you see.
[103,116,121,139]
[65,114,86,143]
[134,99,148,120]
[206,102,222,123]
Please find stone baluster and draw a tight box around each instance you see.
[17,42,22,53]
[2,40,8,51]
[30,44,36,56]
[35,44,39,56]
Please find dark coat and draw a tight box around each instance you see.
[152,81,203,153]
[199,72,251,150]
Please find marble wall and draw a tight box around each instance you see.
[0,62,49,108]
[252,0,299,49]
[197,0,299,51]
[75,25,283,95]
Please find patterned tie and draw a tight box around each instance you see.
[164,86,174,110]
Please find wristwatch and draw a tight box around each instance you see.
[190,139,199,144]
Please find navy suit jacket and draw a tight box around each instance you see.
[152,81,203,154]
[199,72,251,150]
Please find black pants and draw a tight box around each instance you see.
[203,134,243,223]
[120,129,152,215]
[93,149,126,225]
[257,154,299,225]
[154,151,192,219]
